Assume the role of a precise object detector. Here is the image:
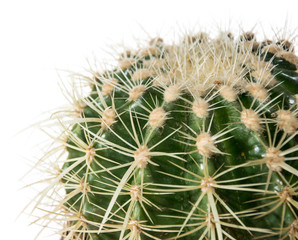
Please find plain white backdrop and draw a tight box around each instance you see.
[0,0,297,239]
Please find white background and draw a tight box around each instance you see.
[0,0,297,239]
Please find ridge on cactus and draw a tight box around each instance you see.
[28,28,298,240]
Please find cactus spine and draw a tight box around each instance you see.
[31,30,298,240]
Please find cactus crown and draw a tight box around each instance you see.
[29,28,298,240]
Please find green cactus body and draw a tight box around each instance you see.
[35,32,298,240]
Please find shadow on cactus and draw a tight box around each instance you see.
[28,29,298,240]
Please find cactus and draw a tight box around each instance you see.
[31,30,298,240]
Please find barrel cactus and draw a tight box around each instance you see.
[31,29,298,240]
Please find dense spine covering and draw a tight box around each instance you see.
[31,30,298,240]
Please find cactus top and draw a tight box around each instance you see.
[30,30,298,240]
